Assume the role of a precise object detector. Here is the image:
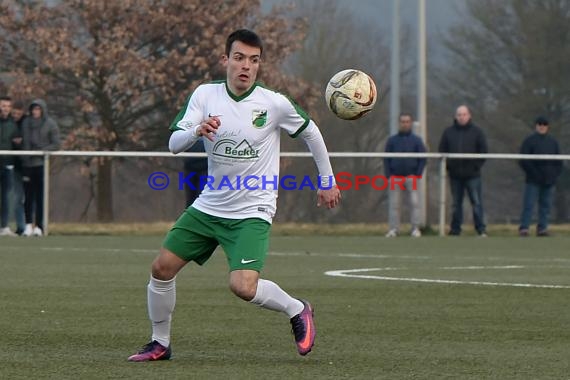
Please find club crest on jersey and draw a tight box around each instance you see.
[252,110,268,128]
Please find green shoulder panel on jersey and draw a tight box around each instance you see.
[256,82,311,138]
[169,94,193,132]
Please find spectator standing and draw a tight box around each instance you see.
[438,105,488,237]
[0,96,18,236]
[518,116,562,237]
[21,99,60,237]
[10,100,27,235]
[384,113,427,237]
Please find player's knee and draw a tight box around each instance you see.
[229,280,257,301]
[151,256,176,281]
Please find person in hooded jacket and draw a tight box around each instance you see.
[21,99,60,236]
[439,105,488,237]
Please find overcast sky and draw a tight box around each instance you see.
[263,0,468,63]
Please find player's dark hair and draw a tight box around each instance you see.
[225,29,263,57]
[0,96,12,102]
[399,112,414,120]
[12,100,25,110]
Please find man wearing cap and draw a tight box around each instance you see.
[518,116,562,237]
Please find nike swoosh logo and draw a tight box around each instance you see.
[241,259,257,264]
[299,314,313,350]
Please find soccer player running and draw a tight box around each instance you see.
[128,29,341,361]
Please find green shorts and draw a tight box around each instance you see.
[163,207,271,272]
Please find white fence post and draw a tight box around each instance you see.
[438,156,447,236]
[43,153,50,236]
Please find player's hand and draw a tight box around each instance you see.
[317,186,341,209]
[197,116,221,141]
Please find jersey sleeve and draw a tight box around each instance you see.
[277,94,311,138]
[169,87,205,132]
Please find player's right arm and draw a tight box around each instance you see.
[168,87,221,154]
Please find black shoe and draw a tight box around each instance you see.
[537,230,550,237]
[448,230,461,236]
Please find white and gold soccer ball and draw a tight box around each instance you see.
[325,69,378,120]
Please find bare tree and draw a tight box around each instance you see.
[0,0,316,221]
[436,0,570,222]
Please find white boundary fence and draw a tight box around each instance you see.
[0,150,568,236]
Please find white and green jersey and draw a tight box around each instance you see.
[170,81,311,223]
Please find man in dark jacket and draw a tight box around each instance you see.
[21,99,60,236]
[0,96,19,236]
[518,117,562,237]
[438,105,488,236]
[384,112,427,237]
[10,101,26,235]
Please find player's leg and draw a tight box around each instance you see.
[407,178,421,236]
[33,166,44,234]
[22,168,34,236]
[449,178,464,235]
[128,248,187,362]
[536,185,553,235]
[221,218,314,355]
[465,177,486,235]
[386,178,401,237]
[229,269,304,316]
[129,207,218,362]
[519,183,538,235]
[0,167,12,231]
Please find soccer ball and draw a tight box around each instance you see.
[325,69,377,120]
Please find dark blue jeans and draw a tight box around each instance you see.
[450,177,486,234]
[13,169,26,233]
[1,166,14,228]
[519,183,554,232]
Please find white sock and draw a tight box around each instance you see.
[250,279,304,318]
[147,275,176,347]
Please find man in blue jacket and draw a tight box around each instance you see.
[384,113,427,237]
[518,116,562,237]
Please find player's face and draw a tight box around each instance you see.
[223,41,261,96]
[455,106,471,126]
[536,123,549,135]
[399,116,413,132]
[31,106,42,119]
[0,100,12,118]
[11,108,24,121]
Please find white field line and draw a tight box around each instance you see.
[2,246,570,264]
[0,246,430,259]
[324,267,570,289]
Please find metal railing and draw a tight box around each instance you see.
[0,150,568,236]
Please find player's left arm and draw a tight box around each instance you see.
[298,122,341,209]
[278,94,340,209]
